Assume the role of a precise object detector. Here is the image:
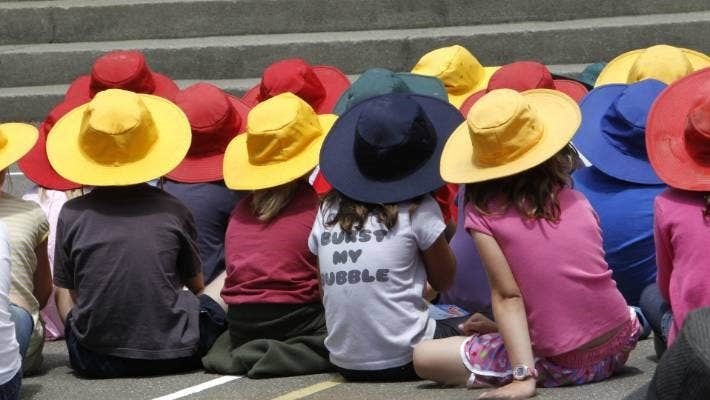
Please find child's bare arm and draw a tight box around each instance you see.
[421,233,456,292]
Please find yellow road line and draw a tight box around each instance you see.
[270,378,344,400]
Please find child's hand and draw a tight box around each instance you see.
[477,380,536,399]
[459,313,498,335]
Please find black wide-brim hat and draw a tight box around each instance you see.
[319,93,463,204]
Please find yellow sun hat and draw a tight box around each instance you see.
[595,44,710,86]
[223,92,337,190]
[0,123,38,171]
[440,88,581,184]
[46,88,191,186]
[412,45,499,107]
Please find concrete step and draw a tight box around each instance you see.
[0,65,588,122]
[1,0,708,45]
[0,10,708,91]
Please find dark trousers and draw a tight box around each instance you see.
[0,370,21,400]
[640,283,673,358]
[66,295,226,378]
[338,316,468,382]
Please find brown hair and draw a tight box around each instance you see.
[322,191,422,232]
[465,144,578,223]
[704,193,710,219]
[251,181,299,222]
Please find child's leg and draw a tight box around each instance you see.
[413,336,470,386]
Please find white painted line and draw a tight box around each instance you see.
[151,375,243,400]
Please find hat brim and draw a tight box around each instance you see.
[64,73,180,103]
[320,94,464,204]
[572,84,662,184]
[447,66,499,107]
[646,68,710,191]
[459,78,589,116]
[242,66,351,113]
[223,114,337,190]
[441,89,581,184]
[332,72,448,115]
[166,96,251,183]
[595,48,710,86]
[46,94,191,186]
[0,123,38,172]
[18,123,82,190]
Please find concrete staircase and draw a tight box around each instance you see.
[0,0,709,124]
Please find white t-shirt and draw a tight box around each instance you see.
[0,222,21,384]
[309,195,445,370]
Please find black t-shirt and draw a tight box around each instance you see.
[162,180,244,284]
[54,184,202,359]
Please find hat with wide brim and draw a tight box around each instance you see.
[47,92,191,186]
[320,93,464,204]
[573,82,665,184]
[447,67,499,108]
[0,123,38,172]
[595,46,710,86]
[242,66,350,113]
[333,69,447,115]
[64,73,180,104]
[223,114,337,190]
[441,89,581,184]
[646,68,710,191]
[18,101,83,190]
[166,95,251,183]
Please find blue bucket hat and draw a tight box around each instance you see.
[320,93,463,203]
[332,68,447,115]
[572,79,667,184]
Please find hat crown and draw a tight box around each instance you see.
[413,45,483,94]
[685,98,710,164]
[628,45,693,84]
[258,59,326,107]
[246,92,321,165]
[90,51,156,95]
[345,68,409,108]
[352,95,436,181]
[600,80,666,159]
[488,61,555,92]
[79,89,158,165]
[468,89,543,166]
[175,83,239,157]
[0,128,8,151]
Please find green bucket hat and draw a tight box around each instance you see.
[333,68,447,115]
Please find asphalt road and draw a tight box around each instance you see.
[21,338,655,400]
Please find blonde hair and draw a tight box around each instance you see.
[37,186,85,202]
[251,181,299,222]
[465,144,577,223]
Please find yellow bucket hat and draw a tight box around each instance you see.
[223,92,337,190]
[46,89,191,186]
[0,123,38,171]
[595,44,710,86]
[412,45,499,107]
[440,88,581,183]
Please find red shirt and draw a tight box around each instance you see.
[221,183,320,305]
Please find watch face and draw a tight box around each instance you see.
[512,366,527,379]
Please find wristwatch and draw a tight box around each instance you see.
[512,364,538,381]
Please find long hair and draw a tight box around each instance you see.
[251,181,299,222]
[465,144,577,223]
[321,191,421,232]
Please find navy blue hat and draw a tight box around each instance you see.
[320,93,463,203]
[573,79,667,184]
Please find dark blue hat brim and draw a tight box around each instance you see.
[320,93,464,203]
[572,84,663,185]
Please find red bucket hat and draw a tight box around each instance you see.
[242,58,350,113]
[64,50,179,104]
[459,61,588,116]
[18,101,82,190]
[166,83,251,183]
[646,68,710,191]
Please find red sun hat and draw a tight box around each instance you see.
[166,82,251,183]
[64,50,179,104]
[18,101,83,190]
[459,61,588,116]
[646,67,710,191]
[242,58,350,113]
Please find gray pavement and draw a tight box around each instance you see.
[22,338,655,400]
